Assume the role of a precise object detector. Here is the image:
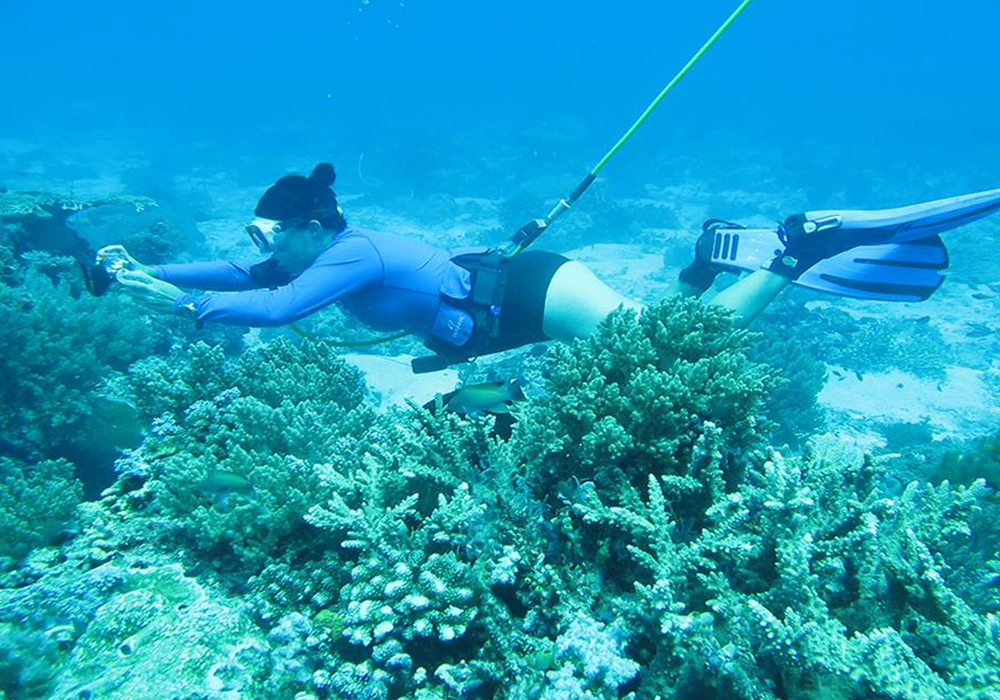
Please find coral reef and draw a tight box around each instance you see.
[787,304,953,380]
[0,271,163,462]
[4,562,270,700]
[0,192,236,502]
[1,283,998,700]
[108,338,377,569]
[935,429,1000,489]
[748,300,827,447]
[0,189,201,267]
[0,190,155,266]
[0,458,82,561]
[513,298,775,503]
[573,437,1000,698]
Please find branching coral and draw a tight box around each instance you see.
[567,437,1000,699]
[115,338,376,569]
[0,271,165,466]
[511,297,775,537]
[747,321,826,448]
[5,280,997,700]
[304,413,496,700]
[0,457,82,560]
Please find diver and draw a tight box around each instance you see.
[96,162,1000,374]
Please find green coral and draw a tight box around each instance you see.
[0,271,164,465]
[114,338,376,568]
[303,412,497,699]
[3,283,997,700]
[0,458,82,560]
[567,437,1000,699]
[790,304,952,380]
[513,297,774,510]
[747,319,826,448]
[935,429,1000,489]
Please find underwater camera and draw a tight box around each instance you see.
[81,250,129,297]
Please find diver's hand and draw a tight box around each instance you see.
[117,270,183,313]
[96,245,156,276]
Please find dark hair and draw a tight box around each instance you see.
[254,162,347,232]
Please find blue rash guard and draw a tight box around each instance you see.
[155,227,485,349]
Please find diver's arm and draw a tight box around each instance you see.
[152,259,266,292]
[174,238,382,327]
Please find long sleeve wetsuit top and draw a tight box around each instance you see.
[155,227,481,348]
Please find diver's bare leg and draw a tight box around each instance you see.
[543,261,790,342]
[707,269,790,326]
[541,261,643,341]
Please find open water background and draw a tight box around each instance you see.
[3,0,998,199]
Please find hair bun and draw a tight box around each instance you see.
[309,162,336,187]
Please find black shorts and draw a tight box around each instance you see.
[484,250,570,354]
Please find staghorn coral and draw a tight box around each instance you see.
[551,612,640,694]
[565,436,1000,699]
[747,319,826,449]
[304,412,495,700]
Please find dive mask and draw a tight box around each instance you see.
[246,218,279,254]
[246,206,345,254]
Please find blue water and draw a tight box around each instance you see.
[4,3,1000,698]
[3,0,998,192]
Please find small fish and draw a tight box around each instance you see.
[555,477,596,505]
[199,469,253,494]
[914,316,931,325]
[896,383,904,389]
[440,377,526,417]
[854,371,864,381]
[972,292,993,300]
[831,369,844,379]
[198,469,255,509]
[526,647,556,671]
